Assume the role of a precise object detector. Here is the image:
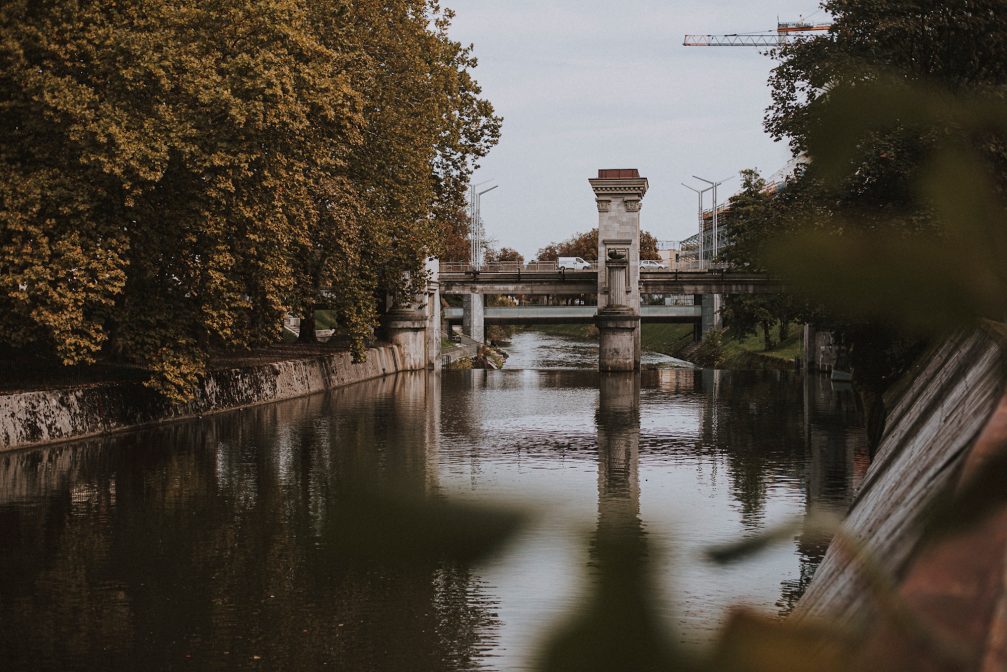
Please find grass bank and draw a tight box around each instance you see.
[693,323,803,370]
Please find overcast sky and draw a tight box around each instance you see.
[446,0,826,258]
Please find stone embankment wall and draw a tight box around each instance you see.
[795,322,1007,629]
[1,343,414,452]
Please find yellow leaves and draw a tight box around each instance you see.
[1,0,498,401]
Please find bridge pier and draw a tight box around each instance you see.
[597,312,642,371]
[591,169,648,372]
[700,293,722,338]
[424,257,442,370]
[383,307,428,371]
[384,258,443,370]
[462,293,484,344]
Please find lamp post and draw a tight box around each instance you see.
[469,182,498,270]
[692,175,734,264]
[681,182,713,267]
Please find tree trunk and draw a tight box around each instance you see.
[298,310,317,344]
[778,319,790,343]
[761,320,773,351]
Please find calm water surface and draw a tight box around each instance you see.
[0,331,867,671]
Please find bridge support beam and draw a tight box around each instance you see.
[591,169,648,372]
[462,293,484,344]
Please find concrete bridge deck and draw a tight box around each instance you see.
[439,269,781,295]
[444,305,702,324]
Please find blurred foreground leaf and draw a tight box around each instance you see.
[706,511,842,565]
[537,528,694,672]
[321,492,526,566]
[710,608,851,672]
[765,74,1007,333]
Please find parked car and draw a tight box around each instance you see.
[557,256,592,270]
[640,259,669,271]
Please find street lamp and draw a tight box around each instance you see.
[469,181,498,270]
[681,182,713,266]
[692,174,734,264]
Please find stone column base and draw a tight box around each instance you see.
[596,310,641,372]
[383,309,427,371]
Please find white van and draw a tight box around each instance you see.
[557,256,591,270]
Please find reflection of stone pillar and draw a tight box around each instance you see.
[591,169,648,371]
[424,371,441,495]
[596,373,642,536]
[462,293,484,344]
[698,369,723,448]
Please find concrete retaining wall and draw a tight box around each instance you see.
[1,343,415,452]
[795,322,1007,625]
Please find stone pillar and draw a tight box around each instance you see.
[590,168,648,372]
[383,267,436,371]
[700,293,722,337]
[383,307,427,371]
[462,293,484,344]
[803,323,815,368]
[425,257,442,371]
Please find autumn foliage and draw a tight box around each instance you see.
[0,0,500,399]
[536,228,660,262]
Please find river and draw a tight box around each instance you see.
[0,331,867,671]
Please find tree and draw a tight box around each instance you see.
[0,0,500,399]
[537,229,597,262]
[536,228,661,261]
[640,231,660,260]
[485,247,524,264]
[759,0,1007,442]
[718,170,796,350]
[292,0,501,345]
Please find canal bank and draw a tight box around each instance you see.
[0,340,424,452]
[794,321,1007,669]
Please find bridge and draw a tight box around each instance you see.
[443,304,702,325]
[439,265,779,296]
[383,168,778,372]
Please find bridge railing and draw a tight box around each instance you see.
[664,260,731,272]
[440,261,600,274]
[439,260,732,275]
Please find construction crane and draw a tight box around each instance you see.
[684,18,830,47]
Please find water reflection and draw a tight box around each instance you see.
[0,373,502,672]
[0,365,867,670]
[778,375,868,614]
[596,373,642,541]
[501,329,689,370]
